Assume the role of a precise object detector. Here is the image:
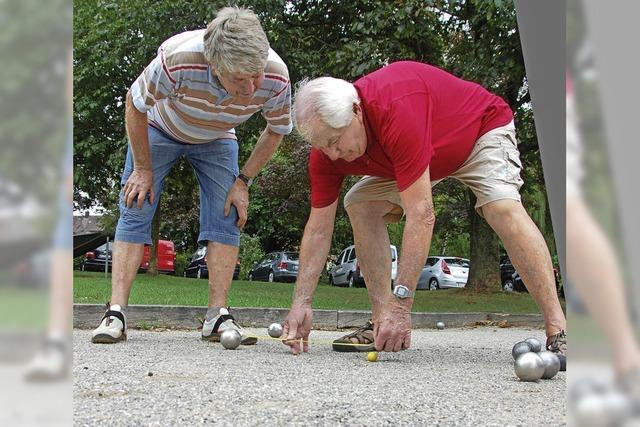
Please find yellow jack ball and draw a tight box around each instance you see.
[367,351,378,362]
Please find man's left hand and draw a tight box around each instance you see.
[373,301,412,352]
[224,179,249,229]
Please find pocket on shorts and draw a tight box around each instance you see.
[503,143,523,184]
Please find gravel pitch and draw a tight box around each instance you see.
[74,326,566,426]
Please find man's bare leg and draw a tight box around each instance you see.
[345,200,395,321]
[91,241,144,343]
[202,241,257,344]
[110,241,145,307]
[482,199,566,337]
[206,241,239,308]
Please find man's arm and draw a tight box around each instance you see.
[292,200,338,304]
[395,166,436,306]
[373,167,435,352]
[122,90,154,209]
[241,126,283,178]
[283,200,338,354]
[224,126,283,229]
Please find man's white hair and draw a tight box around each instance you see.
[293,77,360,144]
[203,6,269,75]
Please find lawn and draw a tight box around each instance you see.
[0,286,49,329]
[74,271,548,314]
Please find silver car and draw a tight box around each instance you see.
[329,244,398,287]
[417,256,470,290]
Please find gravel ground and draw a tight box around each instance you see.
[74,326,566,426]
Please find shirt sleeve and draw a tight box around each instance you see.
[129,47,179,113]
[381,92,433,192]
[261,78,293,135]
[309,149,345,208]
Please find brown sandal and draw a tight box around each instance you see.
[332,320,375,352]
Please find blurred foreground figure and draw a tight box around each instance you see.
[566,32,640,423]
[23,52,73,382]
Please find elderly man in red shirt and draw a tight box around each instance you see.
[282,61,566,366]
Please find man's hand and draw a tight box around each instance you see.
[224,179,249,229]
[123,169,154,209]
[282,302,313,355]
[373,301,412,352]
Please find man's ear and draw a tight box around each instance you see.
[352,102,361,115]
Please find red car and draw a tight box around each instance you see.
[82,240,176,275]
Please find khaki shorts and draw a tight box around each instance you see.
[343,121,523,221]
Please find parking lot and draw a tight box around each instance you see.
[74,326,565,426]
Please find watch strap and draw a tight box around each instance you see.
[237,173,253,187]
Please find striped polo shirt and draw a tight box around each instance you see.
[130,29,292,144]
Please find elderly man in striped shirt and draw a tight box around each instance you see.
[91,7,292,345]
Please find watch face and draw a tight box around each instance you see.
[394,286,409,298]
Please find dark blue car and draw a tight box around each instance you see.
[184,246,240,280]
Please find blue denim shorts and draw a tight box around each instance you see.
[115,126,240,247]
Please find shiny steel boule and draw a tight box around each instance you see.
[436,321,445,330]
[524,337,542,353]
[220,329,242,350]
[538,351,561,379]
[512,341,532,360]
[268,322,283,338]
[514,352,545,381]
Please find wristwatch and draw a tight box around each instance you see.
[237,172,254,187]
[392,284,415,299]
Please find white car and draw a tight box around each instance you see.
[417,256,470,290]
[329,244,398,287]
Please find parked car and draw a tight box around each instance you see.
[417,256,470,290]
[82,240,176,274]
[500,255,561,293]
[248,251,299,282]
[183,246,240,280]
[140,241,176,275]
[329,245,398,287]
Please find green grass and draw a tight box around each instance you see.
[74,271,547,314]
[0,287,48,329]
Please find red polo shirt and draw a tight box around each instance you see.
[309,61,513,208]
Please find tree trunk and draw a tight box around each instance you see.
[466,189,500,292]
[148,208,160,276]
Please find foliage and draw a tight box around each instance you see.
[238,233,265,280]
[0,0,70,216]
[174,252,190,277]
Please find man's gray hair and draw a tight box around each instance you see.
[203,6,269,75]
[293,77,360,144]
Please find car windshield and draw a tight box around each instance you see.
[444,258,470,268]
[284,252,299,261]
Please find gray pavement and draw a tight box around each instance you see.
[74,326,565,426]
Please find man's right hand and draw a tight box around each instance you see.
[123,169,154,209]
[282,302,313,355]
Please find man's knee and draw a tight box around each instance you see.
[345,200,395,221]
[483,199,530,232]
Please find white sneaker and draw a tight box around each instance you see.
[201,308,257,345]
[24,340,69,382]
[91,306,127,344]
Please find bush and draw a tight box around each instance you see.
[174,252,190,277]
[74,256,85,271]
[239,233,264,280]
